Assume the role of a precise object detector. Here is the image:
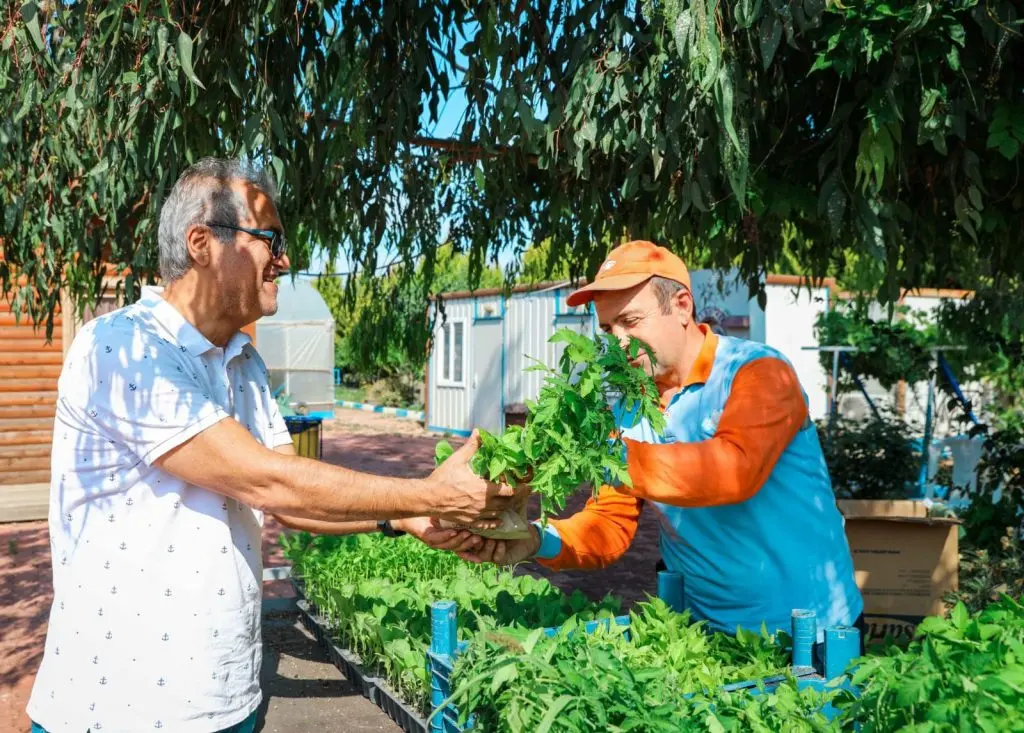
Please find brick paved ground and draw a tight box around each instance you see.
[0,409,662,731]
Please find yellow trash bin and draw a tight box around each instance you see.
[284,416,323,459]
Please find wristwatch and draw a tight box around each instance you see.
[377,519,407,538]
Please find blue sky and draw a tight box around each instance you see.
[299,25,522,281]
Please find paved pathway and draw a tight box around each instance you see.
[0,409,662,731]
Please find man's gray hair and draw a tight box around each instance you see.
[650,275,696,317]
[157,157,279,282]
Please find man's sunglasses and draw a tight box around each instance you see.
[207,222,286,259]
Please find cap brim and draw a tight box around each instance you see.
[565,273,654,307]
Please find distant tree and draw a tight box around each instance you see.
[315,247,504,382]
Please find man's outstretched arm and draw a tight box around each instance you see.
[155,419,512,526]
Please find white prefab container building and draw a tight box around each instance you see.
[425,272,835,436]
[424,273,979,438]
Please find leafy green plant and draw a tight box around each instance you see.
[282,531,621,710]
[834,596,1024,731]
[818,412,921,500]
[686,683,842,732]
[946,425,1024,612]
[445,599,824,732]
[951,532,1024,615]
[814,302,935,390]
[436,328,665,524]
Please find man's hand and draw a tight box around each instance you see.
[457,525,541,567]
[425,430,516,529]
[393,517,484,554]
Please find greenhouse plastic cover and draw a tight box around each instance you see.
[256,278,335,417]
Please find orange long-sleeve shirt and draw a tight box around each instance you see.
[538,329,809,571]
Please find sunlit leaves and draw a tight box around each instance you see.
[1,0,1022,335]
[436,328,665,520]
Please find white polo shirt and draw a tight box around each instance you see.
[28,289,293,733]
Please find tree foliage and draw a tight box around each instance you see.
[2,1,1022,335]
[936,285,1024,431]
[816,286,1024,430]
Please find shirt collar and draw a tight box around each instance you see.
[658,324,718,410]
[224,332,253,363]
[138,287,229,358]
[683,323,718,388]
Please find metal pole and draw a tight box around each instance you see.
[920,355,938,496]
[829,349,841,441]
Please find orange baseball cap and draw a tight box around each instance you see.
[565,240,691,307]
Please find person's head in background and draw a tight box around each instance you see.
[697,307,730,337]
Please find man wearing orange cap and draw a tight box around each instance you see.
[463,240,864,643]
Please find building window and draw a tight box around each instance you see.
[442,323,451,381]
[438,319,467,387]
[452,322,464,384]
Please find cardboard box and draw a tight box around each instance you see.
[837,500,960,642]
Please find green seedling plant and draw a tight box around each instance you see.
[445,599,807,732]
[287,530,1024,729]
[834,595,1024,731]
[435,328,666,527]
[282,531,621,711]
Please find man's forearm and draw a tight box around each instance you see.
[156,418,443,522]
[257,451,440,521]
[273,515,380,535]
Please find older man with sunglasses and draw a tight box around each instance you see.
[27,158,511,733]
